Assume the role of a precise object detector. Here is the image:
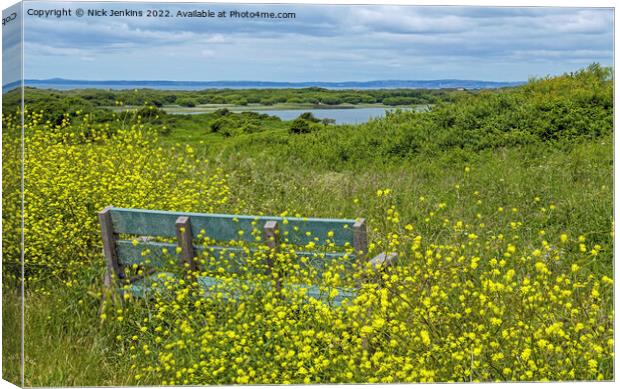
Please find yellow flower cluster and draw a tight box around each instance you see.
[2,109,235,289]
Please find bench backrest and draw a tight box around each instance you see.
[98,206,367,281]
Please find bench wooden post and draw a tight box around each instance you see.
[98,206,121,284]
[353,218,368,287]
[175,216,196,272]
[98,206,121,314]
[263,221,281,293]
[353,218,367,256]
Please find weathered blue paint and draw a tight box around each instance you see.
[109,207,356,246]
[125,272,357,306]
[115,240,356,275]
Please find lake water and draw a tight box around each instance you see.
[177,106,425,124]
[259,107,415,124]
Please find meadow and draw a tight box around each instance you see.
[1,64,614,385]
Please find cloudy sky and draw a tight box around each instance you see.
[10,2,616,82]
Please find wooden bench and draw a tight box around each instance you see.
[98,206,396,305]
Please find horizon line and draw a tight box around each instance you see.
[3,78,526,91]
[23,77,525,83]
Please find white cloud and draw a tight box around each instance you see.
[19,2,613,82]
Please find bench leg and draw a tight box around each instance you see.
[99,265,127,316]
[99,268,113,316]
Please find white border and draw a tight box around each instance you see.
[0,1,617,389]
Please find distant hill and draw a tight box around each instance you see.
[4,78,524,91]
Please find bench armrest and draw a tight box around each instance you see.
[369,252,398,270]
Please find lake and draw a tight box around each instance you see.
[175,106,427,124]
[259,107,417,124]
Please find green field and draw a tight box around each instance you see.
[1,64,614,385]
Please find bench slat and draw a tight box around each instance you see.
[125,272,357,306]
[115,240,356,274]
[109,208,356,246]
[115,240,255,272]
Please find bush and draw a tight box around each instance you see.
[298,112,321,123]
[177,98,197,108]
[289,118,311,134]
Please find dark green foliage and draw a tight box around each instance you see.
[298,112,321,123]
[214,108,231,116]
[8,86,454,109]
[176,98,197,107]
[289,118,311,134]
[194,110,282,137]
[383,96,416,106]
[287,112,325,134]
[319,96,341,105]
[135,106,167,121]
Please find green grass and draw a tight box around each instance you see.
[219,137,612,265]
[20,284,133,386]
[2,286,22,386]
